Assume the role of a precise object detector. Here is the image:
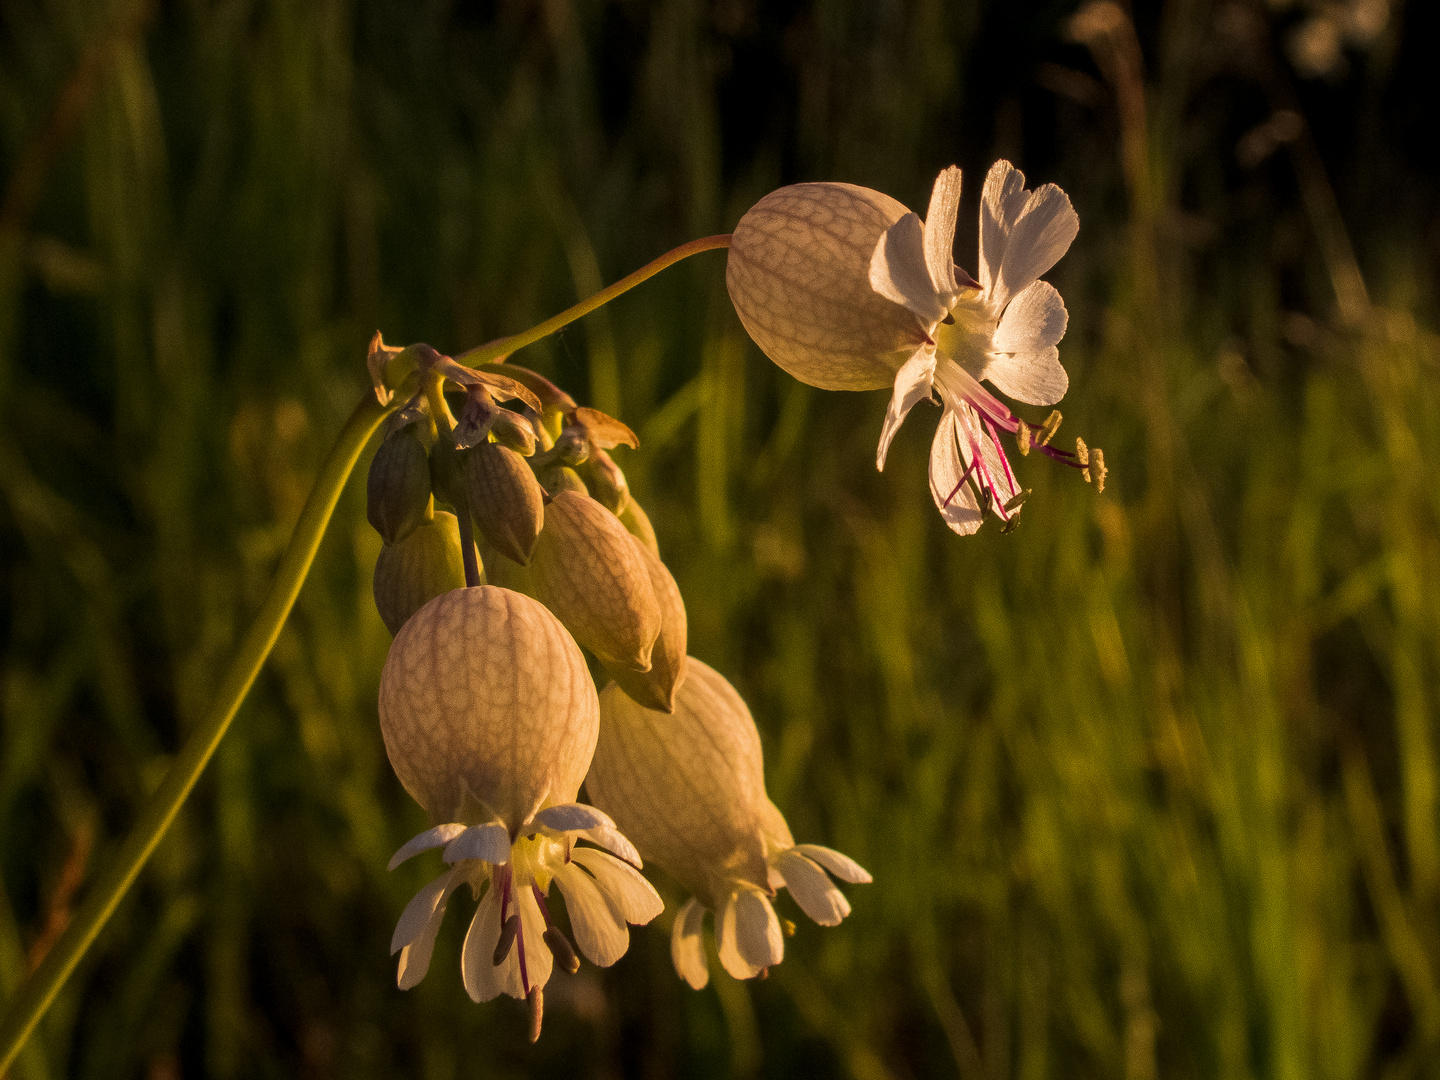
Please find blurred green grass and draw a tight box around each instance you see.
[2,0,1439,1077]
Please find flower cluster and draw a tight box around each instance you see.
[363,159,1092,1041]
[727,160,1103,534]
[366,337,868,1039]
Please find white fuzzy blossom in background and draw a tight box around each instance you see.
[728,160,1101,534]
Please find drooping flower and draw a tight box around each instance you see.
[379,586,661,1039]
[728,161,1103,534]
[585,658,870,988]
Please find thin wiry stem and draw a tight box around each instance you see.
[454,234,731,368]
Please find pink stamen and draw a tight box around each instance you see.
[981,414,1020,494]
[532,885,555,928]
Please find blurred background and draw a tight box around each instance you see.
[2,0,1439,1076]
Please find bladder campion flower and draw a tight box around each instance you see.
[586,659,869,987]
[379,586,661,1040]
[728,161,1103,534]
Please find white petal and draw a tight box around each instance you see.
[533,802,611,834]
[992,280,1069,355]
[928,410,984,536]
[554,862,629,968]
[388,823,468,871]
[994,184,1077,313]
[515,886,553,994]
[670,897,710,990]
[571,847,664,924]
[443,822,512,865]
[394,868,465,990]
[717,892,763,980]
[793,843,873,884]
[876,348,937,471]
[460,879,506,1002]
[733,888,784,970]
[391,870,454,955]
[984,346,1068,407]
[775,851,851,927]
[986,280,1069,406]
[578,822,642,868]
[923,166,963,301]
[978,160,1030,300]
[870,212,950,324]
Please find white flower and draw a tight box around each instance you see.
[585,659,870,988]
[379,586,661,1038]
[729,161,1098,534]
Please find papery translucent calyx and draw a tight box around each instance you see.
[602,537,688,713]
[727,183,928,391]
[529,491,661,673]
[588,658,770,906]
[378,585,598,827]
[372,511,475,636]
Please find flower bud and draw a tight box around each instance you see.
[727,183,923,391]
[603,538,687,713]
[378,585,598,828]
[537,464,589,498]
[578,447,629,515]
[428,427,466,509]
[465,442,545,566]
[619,498,659,556]
[367,426,433,544]
[372,511,478,635]
[529,491,660,673]
[490,410,538,456]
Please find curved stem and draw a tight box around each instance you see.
[454,234,731,368]
[0,392,392,1074]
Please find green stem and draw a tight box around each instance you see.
[0,393,392,1074]
[454,234,731,367]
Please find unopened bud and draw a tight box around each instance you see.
[530,491,661,673]
[367,427,433,543]
[619,499,660,557]
[605,538,687,713]
[465,443,545,565]
[538,464,590,498]
[579,448,630,515]
[429,429,467,509]
[550,426,591,467]
[490,410,538,456]
[372,511,476,635]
